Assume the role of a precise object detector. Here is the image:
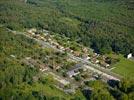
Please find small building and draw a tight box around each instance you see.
[53,42,59,46]
[100,61,110,68]
[10,55,16,58]
[39,67,48,72]
[70,50,74,53]
[34,34,40,38]
[82,54,91,60]
[40,36,45,40]
[43,29,49,34]
[25,57,31,60]
[82,47,88,53]
[27,28,37,34]
[67,70,80,78]
[59,46,65,50]
[73,51,80,57]
[67,63,83,77]
[127,53,133,59]
[48,38,52,42]
[65,47,70,52]
[95,60,99,64]
[106,64,110,68]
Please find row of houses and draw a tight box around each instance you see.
[27,28,111,69]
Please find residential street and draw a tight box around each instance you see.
[7,28,121,81]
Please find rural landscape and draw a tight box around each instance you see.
[0,0,134,100]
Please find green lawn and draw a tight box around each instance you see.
[110,54,134,80]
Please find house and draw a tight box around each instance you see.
[82,54,91,60]
[25,57,31,60]
[34,34,41,39]
[106,64,110,68]
[65,47,70,52]
[48,38,52,42]
[27,28,37,34]
[95,60,99,64]
[70,50,74,53]
[10,55,16,58]
[94,53,98,56]
[59,46,65,51]
[43,29,49,34]
[40,36,45,40]
[82,47,88,53]
[67,63,83,77]
[100,61,110,68]
[39,67,48,72]
[127,53,133,59]
[91,58,98,64]
[67,70,80,78]
[53,42,59,46]
[73,51,81,57]
[56,66,60,70]
[43,33,48,36]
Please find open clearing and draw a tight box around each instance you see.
[111,55,134,80]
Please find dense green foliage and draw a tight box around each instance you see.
[84,80,134,100]
[108,54,134,79]
[0,0,134,55]
[0,28,86,100]
[0,0,134,99]
[0,25,134,100]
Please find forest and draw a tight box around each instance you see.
[0,27,134,100]
[0,0,134,100]
[0,0,134,55]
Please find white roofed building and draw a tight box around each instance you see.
[127,53,133,59]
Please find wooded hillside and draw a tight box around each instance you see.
[0,0,134,55]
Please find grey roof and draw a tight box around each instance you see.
[67,70,76,76]
[67,63,83,76]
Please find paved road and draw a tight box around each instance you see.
[84,65,119,81]
[7,29,121,81]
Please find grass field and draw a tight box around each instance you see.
[110,54,134,80]
[31,74,86,100]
